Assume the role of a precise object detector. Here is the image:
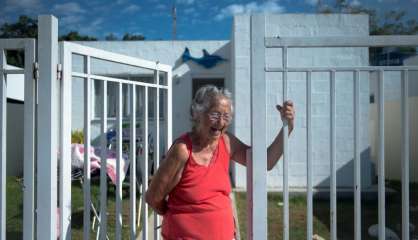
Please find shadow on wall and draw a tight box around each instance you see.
[309,148,418,239]
[369,97,418,183]
[313,147,375,200]
[6,100,24,177]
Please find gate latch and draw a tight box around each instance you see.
[57,64,62,81]
[33,62,39,80]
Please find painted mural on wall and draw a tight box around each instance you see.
[181,47,227,68]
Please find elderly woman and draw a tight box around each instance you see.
[146,85,295,239]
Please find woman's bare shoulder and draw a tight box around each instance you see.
[165,138,190,164]
[222,132,232,155]
[224,131,239,144]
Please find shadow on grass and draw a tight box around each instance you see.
[235,183,418,240]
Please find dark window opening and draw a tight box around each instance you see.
[192,78,225,99]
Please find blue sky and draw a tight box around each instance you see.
[0,0,417,40]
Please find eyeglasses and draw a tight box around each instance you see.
[207,111,232,122]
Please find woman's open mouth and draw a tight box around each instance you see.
[210,127,223,135]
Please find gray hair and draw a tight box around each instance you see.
[190,85,233,125]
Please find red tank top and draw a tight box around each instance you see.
[161,133,235,240]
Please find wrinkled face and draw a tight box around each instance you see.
[196,97,232,140]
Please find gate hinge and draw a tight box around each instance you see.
[57,63,62,81]
[33,62,39,80]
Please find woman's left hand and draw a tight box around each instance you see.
[276,100,295,132]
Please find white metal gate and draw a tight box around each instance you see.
[0,38,36,240]
[248,14,418,240]
[59,42,172,240]
[0,15,172,240]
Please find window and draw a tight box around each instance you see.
[192,78,225,99]
[92,76,165,120]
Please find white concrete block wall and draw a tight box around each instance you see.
[5,65,25,101]
[368,55,418,182]
[232,14,372,189]
[369,55,418,101]
[73,41,230,140]
[6,101,24,176]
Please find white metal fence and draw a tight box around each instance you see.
[1,13,417,240]
[248,14,418,240]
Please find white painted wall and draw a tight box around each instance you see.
[5,65,25,176]
[74,41,230,140]
[232,14,372,189]
[369,98,418,183]
[6,101,24,176]
[369,54,418,182]
[5,65,24,101]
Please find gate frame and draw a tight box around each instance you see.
[59,41,172,240]
[249,13,418,240]
[0,38,36,240]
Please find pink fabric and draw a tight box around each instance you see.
[70,144,129,184]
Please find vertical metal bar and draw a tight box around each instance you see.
[37,15,58,240]
[142,86,149,240]
[353,70,361,240]
[116,82,123,240]
[306,71,313,240]
[248,14,267,240]
[282,46,289,240]
[401,70,409,240]
[99,80,108,240]
[153,69,161,240]
[166,70,172,157]
[0,48,6,240]
[59,42,72,240]
[23,40,36,240]
[377,69,386,240]
[330,70,337,240]
[130,84,137,240]
[83,56,92,240]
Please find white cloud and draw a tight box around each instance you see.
[5,0,40,9]
[184,7,196,14]
[61,15,83,26]
[351,0,361,6]
[3,0,42,14]
[122,4,141,13]
[156,4,167,10]
[77,18,105,36]
[53,2,86,15]
[91,18,104,27]
[177,0,195,5]
[305,0,319,6]
[215,0,285,21]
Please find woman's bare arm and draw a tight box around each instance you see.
[145,141,189,215]
[226,101,295,171]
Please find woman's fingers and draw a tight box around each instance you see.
[277,101,295,121]
[284,100,293,106]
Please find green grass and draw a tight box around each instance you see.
[6,177,23,239]
[235,183,418,240]
[71,178,143,239]
[6,176,144,239]
[6,177,418,239]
